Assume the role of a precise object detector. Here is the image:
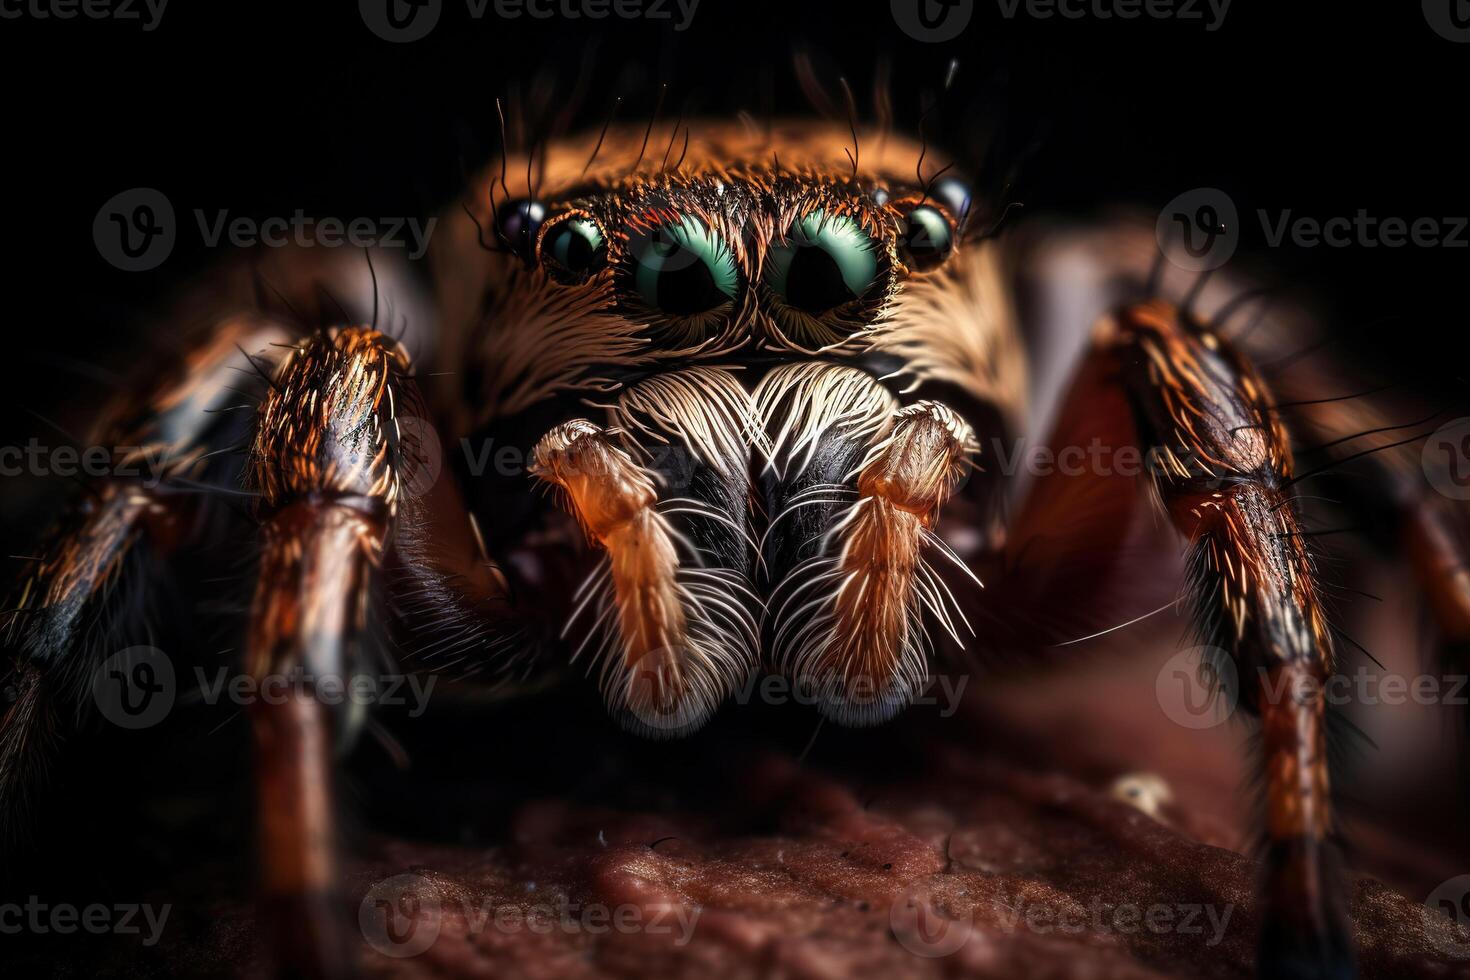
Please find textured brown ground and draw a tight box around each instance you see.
[11,617,1449,980]
[88,631,1470,975]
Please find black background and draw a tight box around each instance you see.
[0,0,1464,401]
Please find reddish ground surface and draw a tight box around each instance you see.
[10,613,1470,979]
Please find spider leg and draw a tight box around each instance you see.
[1232,322,1470,751]
[1099,297,1354,980]
[244,323,481,979]
[1,250,515,975]
[0,315,291,858]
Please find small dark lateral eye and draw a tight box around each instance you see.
[930,176,973,224]
[497,199,546,255]
[900,204,954,271]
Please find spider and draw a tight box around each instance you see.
[3,114,1465,980]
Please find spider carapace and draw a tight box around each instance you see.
[10,118,1459,980]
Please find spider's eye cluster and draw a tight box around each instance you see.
[766,210,882,315]
[507,175,972,352]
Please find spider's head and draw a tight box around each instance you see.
[438,122,1013,735]
[439,123,993,410]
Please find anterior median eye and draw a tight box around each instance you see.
[540,214,607,283]
[630,215,738,316]
[767,210,881,314]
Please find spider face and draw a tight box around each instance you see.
[435,123,1010,736]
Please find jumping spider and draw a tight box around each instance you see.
[5,117,1465,979]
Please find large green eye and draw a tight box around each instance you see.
[629,215,738,316]
[541,215,607,282]
[767,211,881,314]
